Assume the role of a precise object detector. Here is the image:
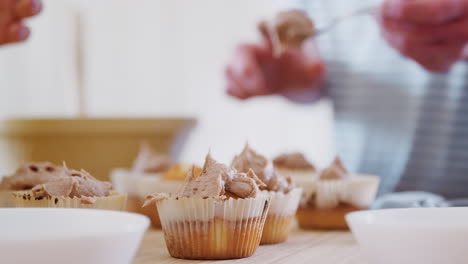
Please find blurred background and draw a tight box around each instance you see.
[0,0,334,175]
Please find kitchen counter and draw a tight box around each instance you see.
[135,227,366,263]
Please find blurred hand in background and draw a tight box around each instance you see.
[378,0,468,72]
[225,24,325,102]
[0,0,42,45]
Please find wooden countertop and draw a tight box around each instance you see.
[134,227,366,264]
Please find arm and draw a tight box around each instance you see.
[0,0,42,46]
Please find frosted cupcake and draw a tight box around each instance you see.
[144,153,270,260]
[232,144,302,245]
[111,143,181,227]
[273,152,316,180]
[0,162,65,207]
[296,157,379,230]
[12,164,126,210]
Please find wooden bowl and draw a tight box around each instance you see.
[0,118,196,180]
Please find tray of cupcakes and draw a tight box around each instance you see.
[131,143,380,260]
[0,143,380,262]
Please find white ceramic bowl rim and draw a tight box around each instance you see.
[347,207,468,229]
[0,208,150,241]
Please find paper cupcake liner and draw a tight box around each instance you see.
[12,191,127,211]
[259,188,301,244]
[0,190,14,207]
[156,195,271,260]
[296,175,379,209]
[111,169,181,198]
[276,168,317,180]
[126,195,161,228]
[342,175,380,208]
[264,188,302,215]
[260,214,295,244]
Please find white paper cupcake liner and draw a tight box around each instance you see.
[12,191,127,211]
[276,168,318,180]
[264,188,302,216]
[295,175,380,209]
[156,195,271,259]
[111,168,180,198]
[0,190,14,207]
[261,214,295,244]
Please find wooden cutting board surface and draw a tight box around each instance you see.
[134,227,366,264]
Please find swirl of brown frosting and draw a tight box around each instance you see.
[0,162,65,191]
[144,153,266,206]
[320,156,349,180]
[132,143,172,174]
[231,144,294,193]
[31,165,112,204]
[273,152,315,170]
[259,10,315,56]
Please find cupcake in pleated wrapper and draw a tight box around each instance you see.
[144,152,270,260]
[111,143,201,227]
[0,162,67,208]
[11,163,126,211]
[231,144,302,245]
[273,152,317,180]
[295,156,379,230]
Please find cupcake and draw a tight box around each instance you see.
[295,157,379,230]
[259,10,315,57]
[12,163,126,210]
[0,162,65,207]
[232,144,302,245]
[273,152,316,180]
[144,153,270,260]
[111,143,179,227]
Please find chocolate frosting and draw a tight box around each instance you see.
[0,162,65,191]
[31,165,112,204]
[273,152,315,170]
[260,10,315,55]
[132,143,172,173]
[144,153,266,206]
[231,144,294,193]
[231,143,268,181]
[320,157,349,180]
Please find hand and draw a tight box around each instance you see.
[0,0,42,45]
[225,27,325,102]
[378,0,468,72]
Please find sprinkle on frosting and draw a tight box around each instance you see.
[231,144,294,193]
[143,153,266,206]
[0,162,65,191]
[273,152,315,171]
[259,10,315,56]
[132,143,172,174]
[320,156,349,180]
[31,165,112,204]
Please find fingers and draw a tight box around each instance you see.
[225,44,269,100]
[382,29,464,71]
[0,22,29,44]
[378,15,468,44]
[382,0,468,24]
[14,0,42,19]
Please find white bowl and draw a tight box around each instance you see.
[346,207,468,264]
[0,208,150,264]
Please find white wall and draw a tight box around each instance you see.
[0,0,333,168]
